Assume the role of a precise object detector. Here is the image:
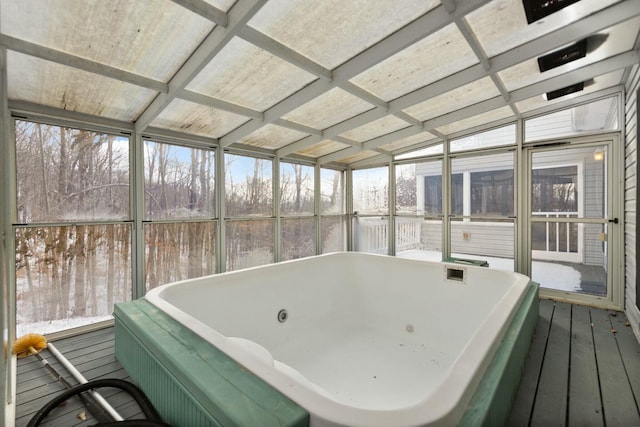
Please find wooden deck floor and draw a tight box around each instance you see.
[13,299,640,426]
[510,299,640,426]
[14,327,142,426]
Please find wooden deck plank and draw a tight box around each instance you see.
[568,304,604,426]
[530,301,571,426]
[608,311,640,412]
[591,309,640,426]
[507,298,555,425]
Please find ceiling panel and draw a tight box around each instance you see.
[349,23,479,102]
[436,105,514,135]
[294,139,350,158]
[282,87,375,130]
[377,131,437,153]
[333,149,380,164]
[238,123,309,150]
[340,115,411,142]
[499,17,640,92]
[403,77,500,122]
[247,0,439,70]
[150,99,250,138]
[515,70,625,113]
[1,0,214,82]
[7,51,156,121]
[466,0,621,58]
[186,36,318,112]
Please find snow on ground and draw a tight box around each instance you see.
[397,249,581,292]
[16,315,113,338]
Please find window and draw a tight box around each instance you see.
[353,167,389,254]
[320,168,346,253]
[143,141,217,290]
[525,96,618,142]
[280,162,316,260]
[532,166,578,212]
[225,153,274,270]
[450,124,515,153]
[470,169,514,216]
[14,120,132,335]
[422,174,463,216]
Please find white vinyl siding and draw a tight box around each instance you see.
[624,64,640,339]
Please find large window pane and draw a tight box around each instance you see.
[15,224,132,336]
[450,219,515,271]
[395,143,443,160]
[145,222,216,290]
[396,219,442,261]
[451,152,515,218]
[226,219,274,271]
[15,120,129,222]
[225,153,273,217]
[280,162,314,215]
[144,141,215,220]
[354,216,389,254]
[281,218,316,261]
[352,166,388,215]
[395,160,443,261]
[321,216,346,253]
[450,124,515,152]
[449,152,515,271]
[320,168,344,214]
[525,96,618,142]
[395,164,418,215]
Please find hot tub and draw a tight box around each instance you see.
[115,252,538,427]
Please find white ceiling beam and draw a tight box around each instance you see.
[272,118,323,137]
[179,89,264,120]
[142,126,218,146]
[350,153,393,169]
[318,145,363,165]
[170,0,228,27]
[0,34,168,93]
[9,100,134,133]
[339,82,389,110]
[134,0,267,133]
[362,125,428,152]
[220,0,493,147]
[237,26,332,80]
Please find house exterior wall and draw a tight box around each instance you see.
[415,148,605,265]
[624,64,640,340]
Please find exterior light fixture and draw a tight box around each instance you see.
[522,0,581,24]
[538,39,588,72]
[546,82,585,100]
[593,148,605,161]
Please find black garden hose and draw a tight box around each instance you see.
[27,378,172,427]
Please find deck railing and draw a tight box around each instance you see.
[531,211,579,251]
[354,216,422,254]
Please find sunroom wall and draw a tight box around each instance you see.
[624,64,640,341]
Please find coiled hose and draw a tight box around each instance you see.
[27,378,172,427]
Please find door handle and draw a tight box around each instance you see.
[608,218,619,224]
